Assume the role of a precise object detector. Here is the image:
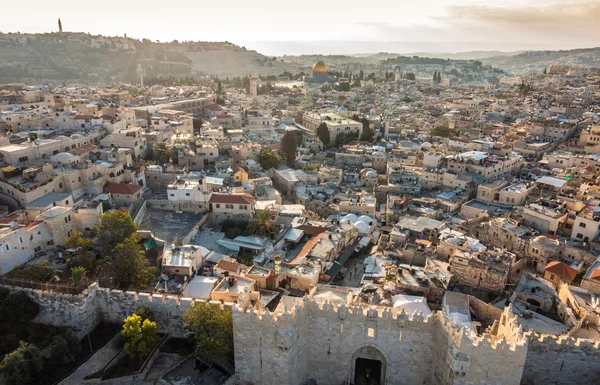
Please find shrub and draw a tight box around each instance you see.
[0,291,40,323]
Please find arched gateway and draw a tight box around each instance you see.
[351,345,387,385]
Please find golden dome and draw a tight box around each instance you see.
[312,61,328,73]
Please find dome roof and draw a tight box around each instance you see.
[342,213,358,223]
[354,221,370,234]
[312,61,328,73]
[338,106,347,112]
[357,215,373,224]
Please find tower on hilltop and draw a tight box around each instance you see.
[58,18,63,33]
[249,73,258,97]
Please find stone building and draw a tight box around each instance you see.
[233,288,529,385]
[450,248,516,292]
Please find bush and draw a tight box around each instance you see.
[0,287,9,301]
[134,305,154,322]
[0,342,44,385]
[0,291,40,323]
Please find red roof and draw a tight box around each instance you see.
[590,268,600,281]
[69,143,97,156]
[204,104,222,111]
[209,193,254,204]
[297,225,328,236]
[107,183,142,195]
[215,260,243,273]
[545,261,577,281]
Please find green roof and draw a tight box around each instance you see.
[143,238,157,250]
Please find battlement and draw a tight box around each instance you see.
[527,332,600,350]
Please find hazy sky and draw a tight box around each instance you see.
[2,0,599,54]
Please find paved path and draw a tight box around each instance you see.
[60,334,122,385]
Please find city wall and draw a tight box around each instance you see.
[3,282,600,384]
[233,298,529,385]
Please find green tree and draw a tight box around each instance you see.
[281,131,298,167]
[121,314,161,359]
[432,124,452,137]
[153,142,171,164]
[317,122,331,147]
[248,209,277,238]
[92,211,138,252]
[0,291,39,323]
[65,231,96,272]
[184,302,233,365]
[257,150,279,170]
[71,266,86,285]
[437,72,442,83]
[360,117,373,142]
[433,71,437,82]
[49,330,81,365]
[0,342,44,385]
[406,72,416,81]
[108,235,156,289]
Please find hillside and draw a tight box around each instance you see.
[0,32,300,84]
[480,47,600,74]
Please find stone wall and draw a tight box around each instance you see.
[233,298,529,385]
[0,283,99,336]
[1,283,228,338]
[521,335,600,385]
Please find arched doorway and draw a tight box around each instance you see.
[351,345,387,385]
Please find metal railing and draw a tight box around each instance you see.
[0,277,87,295]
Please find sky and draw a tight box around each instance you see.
[1,0,599,55]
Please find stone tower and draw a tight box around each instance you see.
[136,64,145,87]
[249,73,258,97]
[58,18,63,33]
[394,66,401,82]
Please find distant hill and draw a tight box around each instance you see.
[480,47,600,74]
[0,32,301,84]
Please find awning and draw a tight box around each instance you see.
[144,238,157,250]
[2,166,17,173]
[323,244,354,278]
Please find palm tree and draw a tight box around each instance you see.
[153,142,170,164]
[71,266,86,285]
[248,209,277,238]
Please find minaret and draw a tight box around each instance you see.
[249,73,258,97]
[136,64,145,87]
[58,18,63,33]
[394,66,401,82]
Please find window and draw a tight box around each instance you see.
[579,222,587,228]
[5,244,9,251]
[19,237,23,244]
[550,274,555,280]
[216,204,220,208]
[186,193,190,196]
[18,156,29,162]
[576,233,583,239]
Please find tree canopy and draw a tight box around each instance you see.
[281,131,298,167]
[65,231,96,272]
[0,291,39,323]
[316,122,331,147]
[92,211,138,252]
[257,149,279,170]
[248,209,277,238]
[184,302,233,365]
[0,342,44,385]
[121,314,161,358]
[432,124,452,137]
[108,235,156,289]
